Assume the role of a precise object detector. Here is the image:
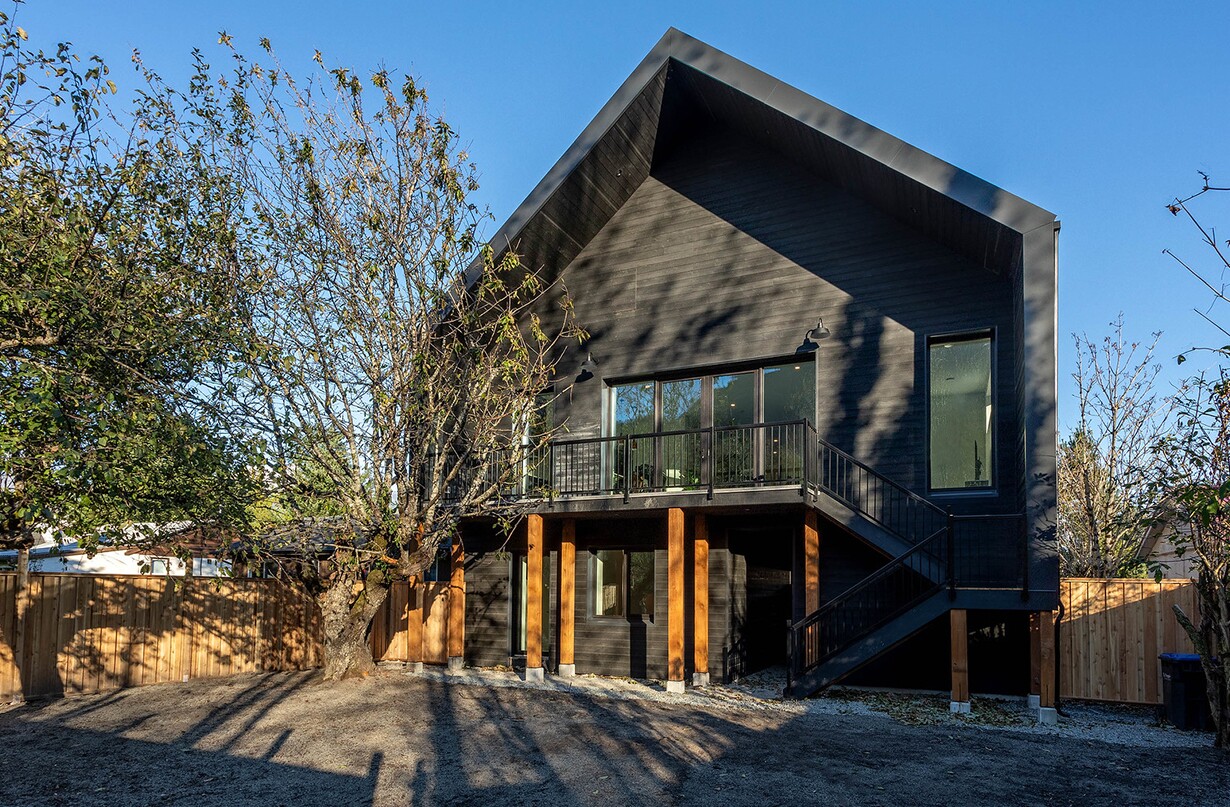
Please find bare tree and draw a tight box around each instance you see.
[1057,316,1169,577]
[1155,373,1230,747]
[1166,173,1230,364]
[151,37,583,678]
[1160,177,1230,747]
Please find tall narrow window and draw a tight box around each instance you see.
[929,334,993,490]
[594,549,625,616]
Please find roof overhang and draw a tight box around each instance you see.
[482,27,1058,281]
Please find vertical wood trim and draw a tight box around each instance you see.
[668,508,685,683]
[408,577,423,664]
[950,608,969,704]
[559,519,576,667]
[526,515,544,669]
[448,533,466,660]
[693,514,709,675]
[1039,607,1056,708]
[1029,610,1041,696]
[804,510,820,614]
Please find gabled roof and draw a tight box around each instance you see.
[487,28,1057,279]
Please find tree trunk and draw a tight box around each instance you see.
[1174,593,1230,749]
[319,576,390,681]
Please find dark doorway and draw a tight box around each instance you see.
[731,527,793,674]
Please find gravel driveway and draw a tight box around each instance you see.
[1,666,1226,806]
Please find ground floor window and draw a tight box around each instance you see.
[592,549,654,618]
[928,332,993,491]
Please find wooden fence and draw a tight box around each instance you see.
[1059,578,1198,705]
[369,580,451,664]
[0,573,1203,705]
[0,574,322,701]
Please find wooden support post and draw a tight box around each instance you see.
[804,510,820,614]
[667,508,685,692]
[407,576,424,672]
[526,514,544,682]
[1037,608,1057,723]
[558,519,576,677]
[950,609,970,713]
[693,514,709,687]
[446,533,465,671]
[12,547,29,699]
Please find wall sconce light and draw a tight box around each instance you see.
[796,318,831,354]
[576,352,598,383]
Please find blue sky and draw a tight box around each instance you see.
[16,0,1230,429]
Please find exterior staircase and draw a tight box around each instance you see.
[790,439,1021,699]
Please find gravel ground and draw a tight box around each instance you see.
[1,665,1226,806]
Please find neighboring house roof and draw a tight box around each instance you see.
[1137,518,1198,579]
[482,27,1058,288]
[0,522,230,566]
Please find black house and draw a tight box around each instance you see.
[441,29,1059,711]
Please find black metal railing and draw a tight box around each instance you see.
[951,513,1029,589]
[443,420,817,504]
[785,511,1031,692]
[815,440,947,546]
[787,525,949,690]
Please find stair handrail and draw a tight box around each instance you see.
[787,522,949,691]
[811,427,948,546]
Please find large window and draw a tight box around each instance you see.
[592,549,655,618]
[606,359,816,490]
[929,333,993,491]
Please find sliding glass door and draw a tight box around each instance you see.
[606,359,815,492]
[712,372,755,486]
[762,363,815,483]
[660,378,702,489]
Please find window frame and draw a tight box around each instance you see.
[604,356,816,437]
[589,548,656,622]
[926,328,997,495]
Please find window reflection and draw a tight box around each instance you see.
[929,335,992,490]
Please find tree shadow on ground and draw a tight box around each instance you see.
[2,671,1228,806]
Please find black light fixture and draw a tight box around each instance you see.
[576,352,598,383]
[796,317,831,354]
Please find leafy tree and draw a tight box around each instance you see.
[157,36,583,679]
[0,4,257,565]
[1057,316,1167,577]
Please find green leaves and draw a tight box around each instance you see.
[0,11,259,552]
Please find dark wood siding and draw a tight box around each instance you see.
[538,125,1020,513]
[463,525,513,669]
[570,519,667,679]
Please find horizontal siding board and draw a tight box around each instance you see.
[539,125,1018,504]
